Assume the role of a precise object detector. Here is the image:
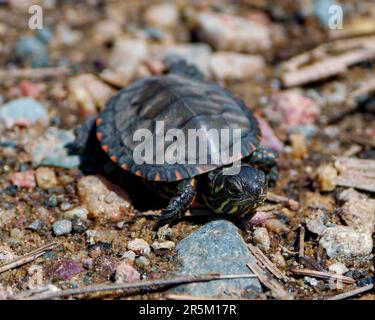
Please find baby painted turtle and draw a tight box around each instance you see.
[74,59,278,227]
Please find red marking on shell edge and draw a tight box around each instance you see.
[154,172,161,181]
[121,163,128,170]
[102,145,109,152]
[110,155,117,162]
[96,132,103,140]
[96,117,103,126]
[135,170,142,177]
[175,171,182,180]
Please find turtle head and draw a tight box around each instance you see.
[210,164,267,216]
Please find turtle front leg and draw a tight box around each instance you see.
[248,146,279,185]
[155,178,198,228]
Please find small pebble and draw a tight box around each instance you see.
[196,12,272,53]
[35,167,58,189]
[26,219,44,231]
[64,207,88,221]
[144,3,179,30]
[19,80,42,99]
[68,73,115,115]
[320,226,373,261]
[0,97,48,128]
[121,251,136,263]
[127,238,151,256]
[60,202,73,211]
[271,251,287,269]
[77,175,133,222]
[93,255,118,279]
[304,276,319,287]
[157,225,173,241]
[82,258,94,270]
[88,242,112,259]
[208,52,265,81]
[45,258,83,281]
[306,209,328,235]
[106,37,148,86]
[72,219,87,233]
[151,241,175,251]
[9,170,36,188]
[15,35,49,67]
[27,127,80,168]
[52,219,72,236]
[115,261,140,283]
[316,164,338,192]
[328,262,348,275]
[265,219,289,233]
[266,90,320,131]
[135,256,150,269]
[46,194,58,207]
[253,227,270,251]
[340,190,375,234]
[0,245,16,263]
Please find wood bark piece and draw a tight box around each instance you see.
[334,157,375,192]
[246,260,294,300]
[248,243,287,282]
[281,36,375,87]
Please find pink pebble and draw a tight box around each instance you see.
[9,170,36,188]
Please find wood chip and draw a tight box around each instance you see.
[290,268,355,284]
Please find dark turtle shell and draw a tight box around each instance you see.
[96,74,261,182]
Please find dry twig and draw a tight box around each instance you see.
[325,284,374,300]
[0,242,58,274]
[298,226,305,259]
[248,244,287,282]
[290,268,355,285]
[266,192,299,211]
[13,273,256,300]
[246,261,293,300]
[0,66,69,80]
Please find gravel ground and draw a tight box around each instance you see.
[0,0,374,300]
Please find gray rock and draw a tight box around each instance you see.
[172,220,262,298]
[0,98,48,128]
[52,219,72,236]
[135,256,150,269]
[319,226,373,262]
[28,127,80,168]
[15,35,49,68]
[27,219,44,231]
